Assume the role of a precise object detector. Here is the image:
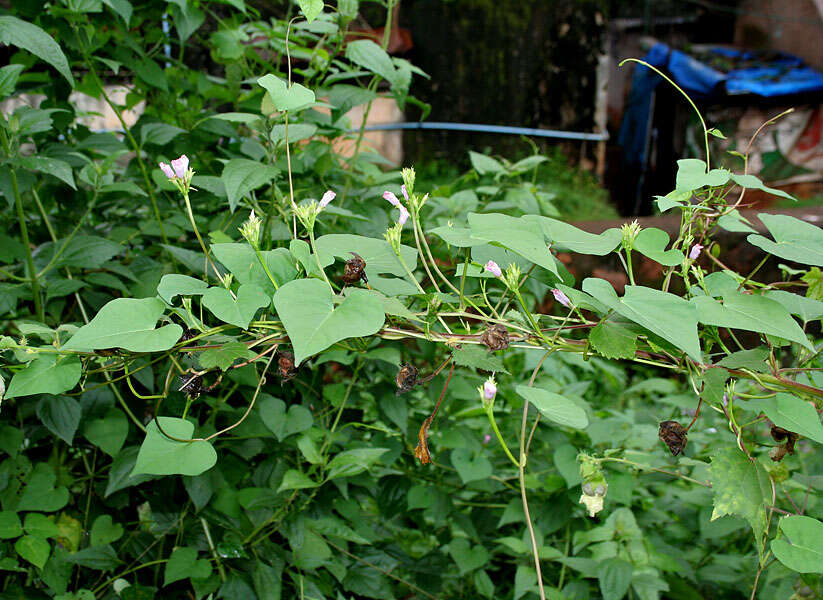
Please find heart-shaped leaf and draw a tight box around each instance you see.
[15,535,50,569]
[157,274,208,304]
[634,227,685,266]
[257,74,315,112]
[449,538,489,574]
[63,298,182,352]
[771,515,823,573]
[164,546,212,586]
[133,417,217,477]
[748,213,823,266]
[273,279,386,365]
[258,395,313,441]
[5,355,81,399]
[202,284,269,329]
[90,515,124,547]
[516,386,589,429]
[83,408,129,457]
[451,448,492,483]
[18,464,69,512]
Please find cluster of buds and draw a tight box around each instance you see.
[483,260,522,291]
[578,453,608,517]
[620,219,641,252]
[239,210,262,249]
[295,190,335,232]
[159,155,194,196]
[384,222,403,254]
[479,376,497,411]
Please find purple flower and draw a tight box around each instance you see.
[483,379,497,400]
[170,155,189,179]
[398,205,410,226]
[484,260,502,278]
[552,288,572,308]
[319,190,336,208]
[689,244,704,260]
[383,190,401,208]
[401,184,409,202]
[159,162,175,179]
[483,434,492,445]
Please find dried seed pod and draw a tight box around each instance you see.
[178,328,198,345]
[178,374,203,399]
[342,252,368,285]
[396,363,419,395]
[480,323,509,352]
[277,350,298,383]
[414,415,434,464]
[658,420,688,456]
[770,424,798,460]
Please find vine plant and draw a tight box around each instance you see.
[1,1,823,599]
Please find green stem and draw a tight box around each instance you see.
[253,246,280,290]
[10,165,43,322]
[625,249,636,286]
[308,228,332,288]
[486,408,520,468]
[182,190,220,280]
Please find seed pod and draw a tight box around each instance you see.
[178,328,198,345]
[342,252,368,285]
[178,374,203,399]
[480,323,509,352]
[396,363,418,395]
[658,420,688,456]
[414,415,434,464]
[770,424,798,460]
[277,350,298,383]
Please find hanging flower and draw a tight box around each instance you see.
[484,260,502,278]
[319,190,336,209]
[552,288,572,308]
[170,155,189,179]
[159,162,175,179]
[401,184,409,202]
[689,243,704,260]
[397,205,410,226]
[383,190,401,208]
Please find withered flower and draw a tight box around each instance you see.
[342,252,368,286]
[658,420,688,456]
[414,416,434,464]
[396,363,418,395]
[770,424,798,461]
[178,374,203,399]
[277,350,298,383]
[480,323,509,352]
[178,328,198,345]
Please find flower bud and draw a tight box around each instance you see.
[621,219,641,251]
[479,376,497,410]
[552,288,572,308]
[688,243,704,260]
[384,223,403,253]
[401,167,415,197]
[484,260,502,278]
[239,210,262,248]
[319,190,335,209]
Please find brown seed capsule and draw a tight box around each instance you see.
[480,323,510,352]
[396,363,418,395]
[277,350,298,383]
[414,415,434,465]
[770,424,797,459]
[178,374,203,399]
[342,252,368,285]
[658,420,688,456]
[178,328,198,345]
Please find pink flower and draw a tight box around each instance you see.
[159,162,175,179]
[483,434,492,445]
[552,288,572,308]
[319,190,335,208]
[170,155,189,179]
[484,260,502,278]
[689,244,704,260]
[401,184,409,202]
[398,205,410,226]
[383,190,401,208]
[483,379,497,400]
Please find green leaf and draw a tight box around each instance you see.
[211,244,297,296]
[428,224,485,248]
[710,447,770,549]
[0,511,23,539]
[202,284,269,329]
[589,320,638,360]
[157,274,209,304]
[221,159,278,213]
[469,151,506,176]
[467,213,558,275]
[452,345,507,373]
[633,228,684,266]
[17,157,75,189]
[140,122,185,146]
[675,159,730,191]
[0,64,24,98]
[692,291,812,350]
[345,40,397,85]
[258,396,313,440]
[269,123,317,145]
[18,464,69,512]
[63,298,183,352]
[102,0,132,24]
[747,213,823,266]
[771,515,823,573]
[36,395,81,445]
[314,233,418,279]
[297,0,323,22]
[273,279,386,365]
[598,557,633,600]
[133,417,217,477]
[756,393,823,444]
[0,16,74,86]
[198,342,256,371]
[530,216,621,255]
[15,535,50,569]
[326,448,389,480]
[716,347,769,372]
[24,514,59,540]
[164,547,211,586]
[257,74,315,112]
[515,385,588,429]
[582,278,702,362]
[451,448,492,483]
[90,515,123,547]
[65,545,120,570]
[5,356,81,399]
[731,173,795,201]
[449,538,489,575]
[717,209,757,233]
[277,469,320,492]
[83,408,128,457]
[765,290,823,323]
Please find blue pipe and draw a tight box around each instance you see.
[360,121,609,141]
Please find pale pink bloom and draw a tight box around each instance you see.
[397,205,410,226]
[159,162,175,179]
[483,379,497,400]
[484,260,502,278]
[552,288,572,308]
[170,155,189,179]
[401,184,409,202]
[319,190,335,208]
[383,190,401,208]
[483,434,492,445]
[689,244,703,260]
